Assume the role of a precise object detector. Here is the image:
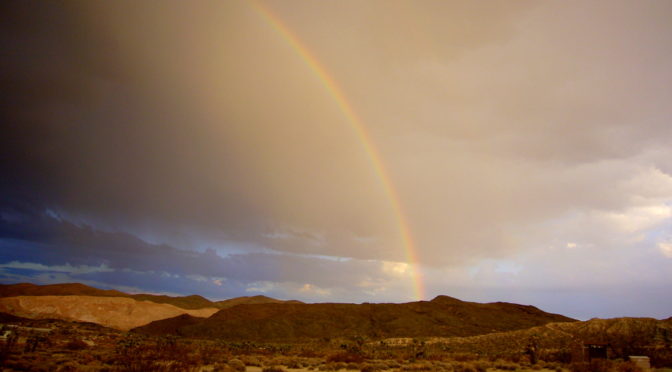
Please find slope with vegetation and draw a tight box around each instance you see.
[134,294,575,340]
[414,316,672,366]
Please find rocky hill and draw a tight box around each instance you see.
[134,295,575,340]
[0,295,218,330]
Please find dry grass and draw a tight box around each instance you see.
[0,317,669,372]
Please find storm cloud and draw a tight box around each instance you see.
[2,0,672,318]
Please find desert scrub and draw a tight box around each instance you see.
[284,357,304,368]
[570,360,615,372]
[56,362,80,372]
[359,362,388,372]
[347,362,361,370]
[450,361,486,372]
[492,360,518,371]
[242,355,262,366]
[615,360,644,372]
[212,362,235,372]
[401,361,434,371]
[385,360,401,369]
[65,338,89,350]
[317,362,338,371]
[262,367,286,372]
[227,358,246,372]
[327,351,365,363]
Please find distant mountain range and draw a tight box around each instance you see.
[0,282,300,330]
[0,283,574,338]
[0,282,301,310]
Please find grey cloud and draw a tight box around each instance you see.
[2,0,672,313]
[0,207,401,295]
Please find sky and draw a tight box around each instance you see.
[1,0,671,320]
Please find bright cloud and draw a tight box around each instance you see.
[299,283,331,297]
[659,242,672,258]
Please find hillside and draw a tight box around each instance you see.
[134,295,575,340]
[0,283,295,310]
[0,295,218,330]
[415,317,672,365]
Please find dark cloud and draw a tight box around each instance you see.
[0,206,393,296]
[0,1,400,261]
[2,0,672,316]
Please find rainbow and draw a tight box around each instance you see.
[249,1,425,301]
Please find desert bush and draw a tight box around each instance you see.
[327,351,365,363]
[65,338,89,350]
[56,362,80,372]
[614,361,644,372]
[492,360,518,370]
[358,361,389,371]
[262,367,286,372]
[212,362,234,372]
[227,358,246,372]
[543,349,575,364]
[570,359,614,372]
[111,334,201,372]
[401,362,434,371]
[0,331,17,363]
[449,361,488,372]
[450,353,480,362]
[651,348,672,367]
[284,357,303,368]
[242,355,262,366]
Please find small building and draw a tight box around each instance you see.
[583,343,609,361]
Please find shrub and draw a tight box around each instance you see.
[262,367,286,372]
[401,362,434,371]
[570,360,614,372]
[65,339,89,350]
[212,362,234,372]
[56,362,79,372]
[615,361,643,372]
[227,358,246,372]
[285,358,303,368]
[327,351,365,364]
[242,355,262,366]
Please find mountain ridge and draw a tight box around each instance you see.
[134,296,575,341]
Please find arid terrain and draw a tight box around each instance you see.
[0,283,670,372]
[0,295,218,331]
